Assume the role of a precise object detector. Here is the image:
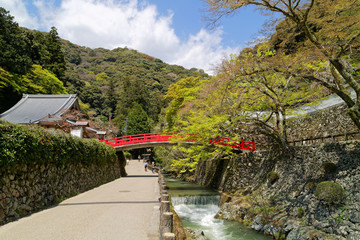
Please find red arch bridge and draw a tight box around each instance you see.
[100,133,255,151]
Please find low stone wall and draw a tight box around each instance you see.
[195,141,360,240]
[287,104,359,143]
[0,159,122,225]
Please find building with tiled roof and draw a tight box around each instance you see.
[0,94,106,139]
[0,94,79,124]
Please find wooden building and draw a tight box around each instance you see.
[0,94,106,139]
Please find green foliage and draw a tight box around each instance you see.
[153,146,173,168]
[169,145,225,174]
[0,6,208,130]
[126,103,151,135]
[314,181,346,205]
[336,206,349,224]
[164,76,207,130]
[43,27,66,80]
[16,65,67,94]
[1,64,67,94]
[297,207,305,218]
[274,231,286,240]
[0,120,116,167]
[123,151,132,160]
[204,0,360,131]
[267,171,280,184]
[0,8,69,113]
[0,9,66,79]
[62,44,208,127]
[0,67,13,90]
[0,65,67,113]
[80,84,106,115]
[0,7,32,74]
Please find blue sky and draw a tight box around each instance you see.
[0,0,271,74]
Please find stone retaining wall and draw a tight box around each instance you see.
[0,159,122,225]
[287,104,359,143]
[195,141,360,240]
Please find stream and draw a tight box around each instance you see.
[164,176,271,240]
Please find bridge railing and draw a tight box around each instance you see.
[100,133,255,151]
[100,133,193,146]
[208,136,255,151]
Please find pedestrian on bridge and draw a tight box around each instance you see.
[138,155,141,162]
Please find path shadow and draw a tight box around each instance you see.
[59,200,159,206]
[125,175,158,178]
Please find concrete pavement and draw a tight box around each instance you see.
[0,160,160,240]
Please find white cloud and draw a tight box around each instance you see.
[1,0,241,74]
[173,29,240,74]
[0,0,39,29]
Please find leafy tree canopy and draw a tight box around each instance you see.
[0,8,68,113]
[61,42,208,132]
[158,0,360,173]
[0,7,32,74]
[203,0,360,130]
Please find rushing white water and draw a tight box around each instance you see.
[172,195,271,240]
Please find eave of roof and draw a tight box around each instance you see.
[0,94,79,124]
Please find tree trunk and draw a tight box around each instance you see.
[279,109,289,151]
[347,104,360,131]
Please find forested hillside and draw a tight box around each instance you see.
[62,40,208,132]
[0,7,208,135]
[0,8,67,113]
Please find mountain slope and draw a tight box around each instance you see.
[62,40,209,132]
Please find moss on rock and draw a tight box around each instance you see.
[267,171,280,184]
[315,181,346,205]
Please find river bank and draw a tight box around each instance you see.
[174,141,360,240]
[164,176,271,240]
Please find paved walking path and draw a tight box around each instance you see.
[0,160,160,240]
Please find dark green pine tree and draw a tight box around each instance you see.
[104,78,118,119]
[44,26,66,80]
[0,7,32,74]
[117,76,151,117]
[126,103,151,135]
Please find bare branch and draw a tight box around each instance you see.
[302,75,355,107]
[303,0,314,22]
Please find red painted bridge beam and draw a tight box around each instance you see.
[100,133,255,151]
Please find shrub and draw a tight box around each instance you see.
[314,181,346,205]
[297,207,305,218]
[267,171,280,184]
[0,120,116,167]
[124,151,132,160]
[321,162,337,174]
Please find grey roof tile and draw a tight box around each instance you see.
[0,94,79,124]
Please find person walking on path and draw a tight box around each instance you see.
[144,161,148,171]
[151,162,155,173]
